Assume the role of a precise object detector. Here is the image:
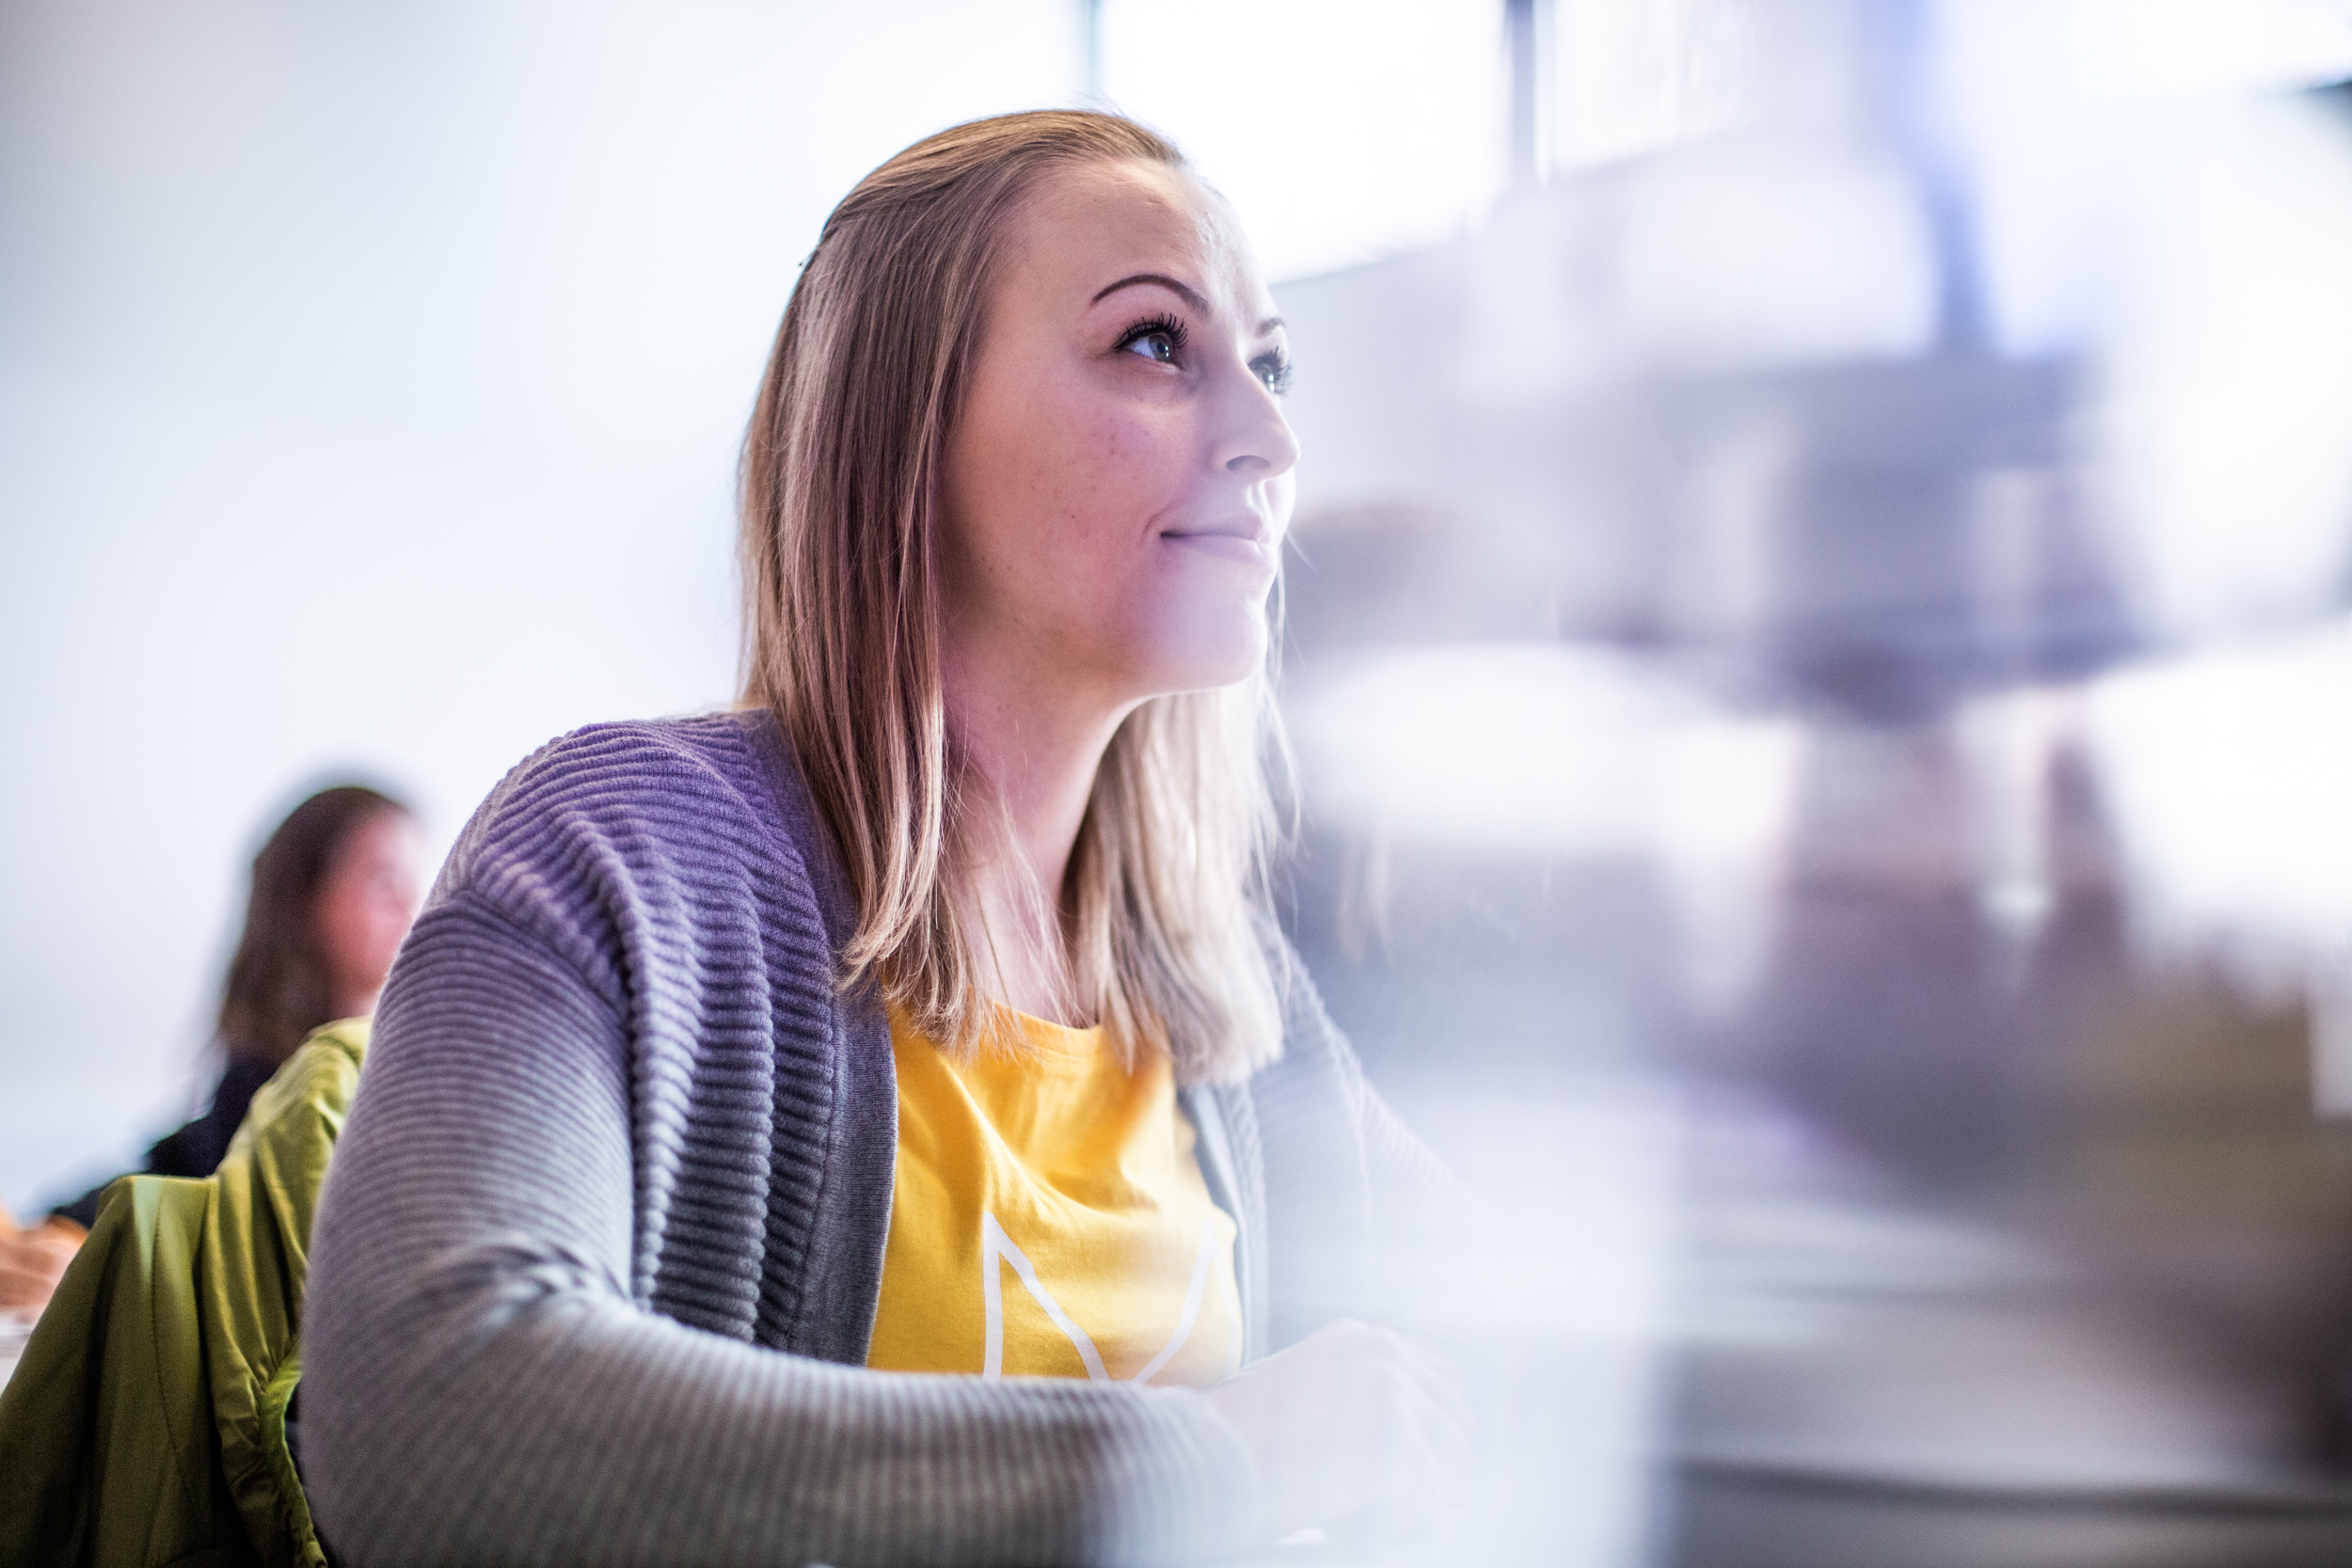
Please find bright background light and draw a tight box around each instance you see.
[2088,620,2352,974]
[1098,0,1507,279]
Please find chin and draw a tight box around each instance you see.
[1120,588,1273,697]
[1158,626,1269,695]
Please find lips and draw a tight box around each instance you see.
[1161,530,1277,571]
[1159,518,1278,564]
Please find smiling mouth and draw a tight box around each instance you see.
[1160,530,1275,564]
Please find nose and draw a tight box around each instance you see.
[1210,371,1301,482]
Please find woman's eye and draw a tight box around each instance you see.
[1123,330,1180,365]
[1254,355,1294,396]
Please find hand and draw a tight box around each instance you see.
[1203,1318,1474,1546]
[0,1216,85,1314]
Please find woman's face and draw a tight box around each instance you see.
[315,809,425,1014]
[940,159,1298,710]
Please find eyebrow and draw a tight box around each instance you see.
[1090,272,1285,336]
[1091,272,1206,309]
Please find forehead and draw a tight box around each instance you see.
[997,159,1270,322]
[341,809,417,857]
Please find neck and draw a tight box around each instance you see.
[944,642,1132,1025]
[331,984,380,1023]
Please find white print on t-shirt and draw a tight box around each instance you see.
[977,1210,1224,1385]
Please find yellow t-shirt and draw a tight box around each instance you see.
[866,1005,1243,1387]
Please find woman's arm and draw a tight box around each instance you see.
[1251,942,1483,1339]
[1190,946,1480,1545]
[0,1210,81,1312]
[301,892,1253,1568]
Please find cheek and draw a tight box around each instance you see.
[317,882,402,970]
[1048,404,1186,543]
[968,404,1186,603]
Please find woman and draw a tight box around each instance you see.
[303,111,1468,1566]
[0,784,423,1311]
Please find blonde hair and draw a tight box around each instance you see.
[739,110,1288,1084]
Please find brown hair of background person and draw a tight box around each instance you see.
[219,784,418,1067]
[45,784,422,1232]
[739,110,1287,1083]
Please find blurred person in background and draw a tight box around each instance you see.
[0,784,424,1312]
[302,110,1470,1567]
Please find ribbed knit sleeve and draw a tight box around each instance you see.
[299,718,1257,1567]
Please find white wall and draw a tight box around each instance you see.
[0,0,1095,1212]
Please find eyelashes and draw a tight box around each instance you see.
[1117,313,1188,365]
[1116,313,1294,397]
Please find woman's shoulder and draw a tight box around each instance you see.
[429,707,838,954]
[496,707,776,799]
[456,709,785,852]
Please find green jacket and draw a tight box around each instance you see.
[0,1021,368,1568]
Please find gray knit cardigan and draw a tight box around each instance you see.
[301,710,1451,1567]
